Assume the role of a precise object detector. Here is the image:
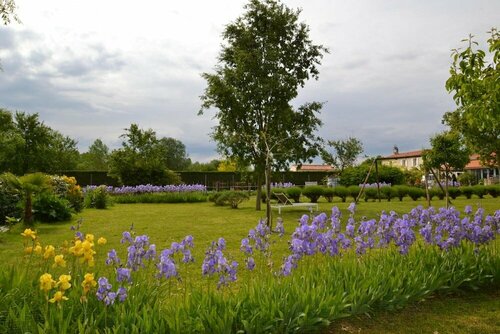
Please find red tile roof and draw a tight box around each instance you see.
[380,150,424,160]
[293,164,335,172]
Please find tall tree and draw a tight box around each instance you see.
[422,131,470,207]
[157,137,191,171]
[444,28,500,169]
[0,110,79,174]
[321,137,364,173]
[109,124,184,185]
[200,0,327,217]
[77,139,110,170]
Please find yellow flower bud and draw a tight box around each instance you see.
[97,237,107,245]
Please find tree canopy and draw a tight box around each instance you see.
[77,139,110,171]
[0,109,79,174]
[1,0,19,25]
[200,0,327,210]
[321,137,364,173]
[444,28,500,169]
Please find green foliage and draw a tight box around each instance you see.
[322,187,335,203]
[471,185,486,199]
[485,185,499,198]
[32,193,72,222]
[403,168,423,186]
[408,187,425,201]
[447,187,462,200]
[458,172,477,186]
[0,110,79,174]
[393,185,409,201]
[460,186,474,199]
[0,0,19,25]
[50,175,84,212]
[321,137,363,172]
[285,187,302,203]
[364,188,378,202]
[113,192,208,204]
[84,185,110,209]
[199,0,327,209]
[333,186,348,202]
[0,173,21,223]
[347,185,361,200]
[380,186,396,201]
[109,124,186,185]
[213,191,250,208]
[339,164,404,186]
[77,139,110,171]
[302,186,324,203]
[444,28,500,169]
[186,159,221,172]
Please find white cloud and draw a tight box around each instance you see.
[1,0,499,162]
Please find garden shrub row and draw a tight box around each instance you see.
[209,190,250,208]
[262,184,500,204]
[113,192,208,204]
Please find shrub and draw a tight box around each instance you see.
[485,185,499,198]
[347,185,361,201]
[0,174,21,224]
[458,172,477,186]
[447,187,461,200]
[460,186,474,199]
[380,186,396,201]
[32,193,72,222]
[51,175,84,212]
[285,187,302,203]
[471,185,486,199]
[214,191,250,208]
[364,188,378,202]
[84,185,110,209]
[407,187,424,201]
[322,187,335,202]
[339,164,405,186]
[301,186,324,203]
[333,186,348,202]
[393,185,409,201]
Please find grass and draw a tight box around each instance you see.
[0,195,498,333]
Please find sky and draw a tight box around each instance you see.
[0,0,498,163]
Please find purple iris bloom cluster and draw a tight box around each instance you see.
[120,234,157,271]
[96,277,127,306]
[202,238,238,288]
[85,184,207,195]
[274,217,285,237]
[415,206,499,250]
[157,235,195,280]
[240,220,274,271]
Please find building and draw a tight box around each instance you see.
[379,146,424,170]
[464,154,499,184]
[289,164,335,172]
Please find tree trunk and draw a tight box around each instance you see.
[255,172,262,211]
[265,159,272,228]
[24,192,33,226]
[445,168,450,208]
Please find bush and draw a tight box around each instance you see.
[51,175,84,212]
[339,164,405,186]
[301,186,324,203]
[485,185,499,198]
[214,191,250,208]
[347,185,361,201]
[32,193,72,222]
[460,186,474,199]
[364,188,378,202]
[84,185,110,209]
[115,166,181,186]
[471,185,486,199]
[333,186,348,202]
[380,186,396,202]
[0,174,21,224]
[285,187,302,203]
[393,185,409,201]
[447,187,461,200]
[322,187,335,203]
[407,187,424,201]
[458,172,477,186]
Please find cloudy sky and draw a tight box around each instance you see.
[1,0,498,162]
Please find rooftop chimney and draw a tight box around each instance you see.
[393,145,399,155]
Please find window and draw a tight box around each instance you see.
[413,158,417,167]
[401,159,406,167]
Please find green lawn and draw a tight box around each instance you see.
[0,196,499,333]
